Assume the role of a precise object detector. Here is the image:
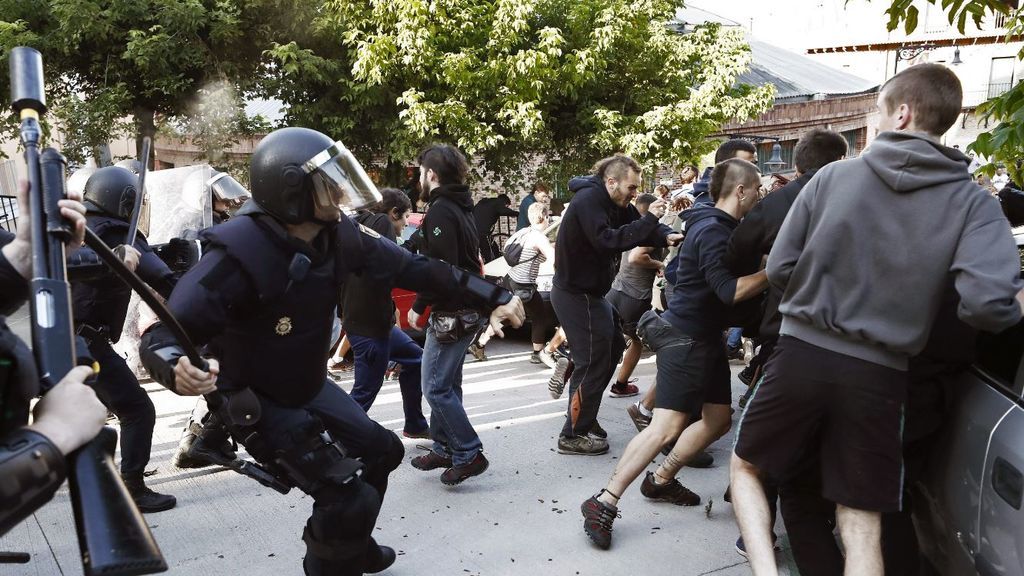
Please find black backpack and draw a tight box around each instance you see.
[503,229,538,266]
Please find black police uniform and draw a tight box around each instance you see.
[141,204,511,574]
[0,231,70,536]
[72,213,174,476]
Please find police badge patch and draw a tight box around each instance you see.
[358,224,381,239]
[275,317,293,336]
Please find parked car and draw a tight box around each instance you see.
[913,227,1024,575]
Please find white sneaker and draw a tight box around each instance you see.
[538,348,558,369]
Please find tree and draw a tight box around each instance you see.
[878,0,1023,180]
[264,0,774,185]
[0,0,290,164]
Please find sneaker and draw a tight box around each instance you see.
[364,542,397,573]
[581,494,620,550]
[686,449,714,468]
[727,347,744,362]
[121,475,176,513]
[742,338,754,364]
[608,382,639,398]
[530,351,543,364]
[738,387,755,409]
[626,402,652,432]
[738,366,755,387]
[557,435,609,456]
[328,359,354,372]
[548,358,570,399]
[538,348,558,369]
[735,534,780,558]
[440,452,490,485]
[411,451,453,471]
[468,343,488,362]
[640,471,700,506]
[402,429,431,440]
[589,420,608,439]
[556,342,571,358]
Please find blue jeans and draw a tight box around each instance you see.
[727,326,743,350]
[421,325,482,466]
[349,327,428,435]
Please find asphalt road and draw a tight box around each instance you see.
[0,335,802,576]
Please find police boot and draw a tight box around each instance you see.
[171,422,209,469]
[121,473,176,513]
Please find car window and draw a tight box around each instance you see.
[975,319,1024,397]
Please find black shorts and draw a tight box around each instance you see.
[734,336,907,513]
[637,310,731,414]
[606,288,651,340]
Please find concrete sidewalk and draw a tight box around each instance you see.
[0,339,800,576]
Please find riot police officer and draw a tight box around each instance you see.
[69,166,178,512]
[139,127,523,576]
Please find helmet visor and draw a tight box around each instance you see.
[206,172,251,209]
[302,142,381,212]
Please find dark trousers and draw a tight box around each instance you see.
[88,338,155,477]
[504,278,548,345]
[253,380,403,575]
[551,287,625,438]
[349,327,428,435]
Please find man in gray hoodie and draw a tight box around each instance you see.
[730,63,1024,576]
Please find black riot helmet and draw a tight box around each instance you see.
[83,166,138,221]
[207,171,250,210]
[249,127,381,225]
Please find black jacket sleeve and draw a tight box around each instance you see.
[725,202,769,276]
[0,231,28,315]
[0,428,66,537]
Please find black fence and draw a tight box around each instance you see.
[0,196,17,233]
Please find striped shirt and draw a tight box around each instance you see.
[507,228,547,285]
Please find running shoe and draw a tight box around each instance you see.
[548,357,570,399]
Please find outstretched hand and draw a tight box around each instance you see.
[488,297,526,338]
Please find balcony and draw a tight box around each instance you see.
[988,81,1014,99]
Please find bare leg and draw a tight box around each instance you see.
[730,453,779,576]
[613,339,643,385]
[640,381,656,412]
[329,335,350,364]
[546,327,567,354]
[837,504,883,576]
[598,409,688,506]
[654,403,731,479]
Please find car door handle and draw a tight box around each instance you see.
[992,457,1023,510]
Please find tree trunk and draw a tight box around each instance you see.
[134,106,156,168]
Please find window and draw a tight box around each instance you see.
[756,140,795,174]
[975,320,1024,396]
[988,57,1016,99]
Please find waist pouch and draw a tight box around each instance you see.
[430,309,484,344]
[637,309,692,352]
[502,277,537,302]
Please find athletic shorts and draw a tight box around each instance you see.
[637,310,731,414]
[734,336,907,513]
[606,288,651,340]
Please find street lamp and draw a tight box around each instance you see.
[951,47,963,66]
[765,142,786,173]
[893,43,936,75]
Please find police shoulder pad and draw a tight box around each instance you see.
[358,223,381,239]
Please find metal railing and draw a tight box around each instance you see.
[0,195,19,233]
[988,81,1013,99]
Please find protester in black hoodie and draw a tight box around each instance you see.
[473,193,518,261]
[407,144,524,485]
[552,154,680,456]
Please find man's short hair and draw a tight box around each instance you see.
[715,139,758,164]
[880,63,963,136]
[497,193,512,205]
[794,129,848,173]
[592,154,641,183]
[417,144,469,185]
[375,187,412,216]
[636,193,657,210]
[528,201,549,224]
[709,159,760,202]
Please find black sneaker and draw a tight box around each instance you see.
[548,358,571,399]
[440,452,489,485]
[364,541,397,573]
[640,471,700,506]
[589,420,608,439]
[530,351,543,364]
[738,366,756,387]
[121,475,176,513]
[557,435,609,455]
[411,451,453,471]
[581,494,620,549]
[727,346,744,361]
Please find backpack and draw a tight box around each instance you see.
[503,228,538,266]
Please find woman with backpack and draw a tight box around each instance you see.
[469,202,556,363]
